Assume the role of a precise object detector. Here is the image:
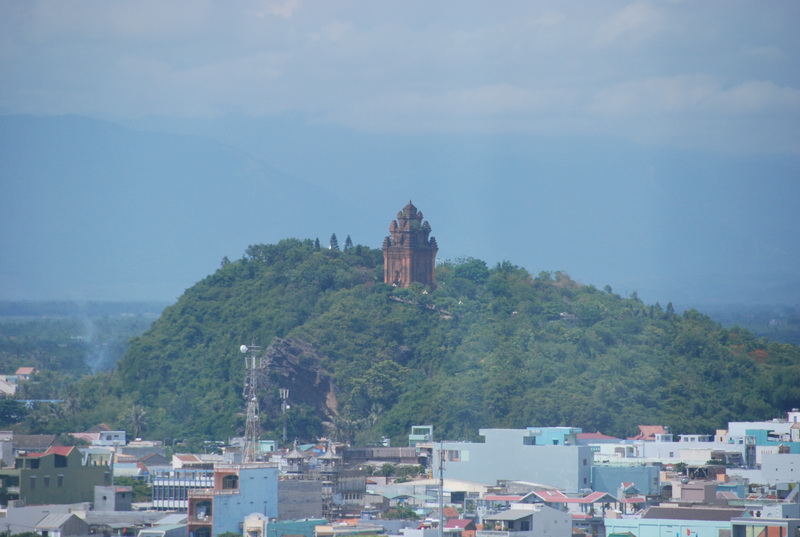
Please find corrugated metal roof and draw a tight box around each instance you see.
[642,507,747,521]
[36,514,76,529]
[484,509,537,521]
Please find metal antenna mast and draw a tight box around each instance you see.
[240,341,261,463]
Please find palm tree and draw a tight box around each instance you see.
[128,405,148,439]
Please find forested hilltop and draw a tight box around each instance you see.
[20,239,800,445]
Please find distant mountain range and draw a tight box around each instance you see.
[1,113,798,306]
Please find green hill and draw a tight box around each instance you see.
[67,239,800,445]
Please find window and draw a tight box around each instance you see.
[44,476,50,488]
[583,459,588,466]
[30,476,36,489]
[57,474,64,487]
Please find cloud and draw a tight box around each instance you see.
[309,20,354,42]
[711,80,800,115]
[253,0,301,19]
[587,75,719,116]
[594,1,663,45]
[0,1,798,153]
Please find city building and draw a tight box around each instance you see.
[479,503,572,537]
[152,469,214,511]
[187,463,279,537]
[604,506,748,537]
[0,446,110,505]
[436,428,593,492]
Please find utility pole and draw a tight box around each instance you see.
[280,388,289,445]
[439,441,445,537]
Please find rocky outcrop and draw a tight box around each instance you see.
[260,337,338,423]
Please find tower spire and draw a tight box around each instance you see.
[382,201,438,288]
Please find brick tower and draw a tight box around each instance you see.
[382,201,438,288]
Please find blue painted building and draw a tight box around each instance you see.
[188,463,279,537]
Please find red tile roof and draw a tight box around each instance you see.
[629,425,666,441]
[26,446,74,458]
[577,432,621,441]
[446,519,475,529]
[532,490,615,504]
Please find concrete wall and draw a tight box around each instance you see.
[439,429,592,492]
[592,465,660,496]
[605,517,731,537]
[212,466,279,537]
[278,479,323,520]
[761,453,800,485]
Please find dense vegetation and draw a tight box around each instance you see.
[3,239,800,447]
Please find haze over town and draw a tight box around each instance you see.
[1,1,798,307]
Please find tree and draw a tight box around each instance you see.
[344,235,354,251]
[0,399,27,427]
[128,405,148,438]
[329,234,339,251]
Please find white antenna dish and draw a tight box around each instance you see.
[240,344,249,354]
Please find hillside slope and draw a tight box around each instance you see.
[109,239,800,445]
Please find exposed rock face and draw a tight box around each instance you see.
[261,337,338,424]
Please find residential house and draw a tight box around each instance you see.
[0,445,110,505]
[446,518,477,537]
[187,463,279,537]
[731,517,800,537]
[522,489,618,537]
[95,485,133,511]
[479,503,572,537]
[15,367,38,381]
[2,504,89,535]
[604,506,748,537]
[435,428,593,492]
[12,434,57,456]
[760,453,800,486]
[151,468,214,511]
[628,426,670,442]
[34,513,89,537]
[0,378,17,397]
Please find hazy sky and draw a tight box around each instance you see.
[2,1,798,153]
[1,1,799,306]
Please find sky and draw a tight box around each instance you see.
[1,1,799,306]
[2,1,798,152]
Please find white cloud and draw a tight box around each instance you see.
[253,0,301,19]
[309,20,355,42]
[710,80,800,115]
[587,75,719,116]
[594,1,663,46]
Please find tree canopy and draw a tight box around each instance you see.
[8,239,800,446]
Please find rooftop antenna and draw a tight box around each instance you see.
[240,341,261,463]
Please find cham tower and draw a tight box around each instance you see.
[382,201,438,289]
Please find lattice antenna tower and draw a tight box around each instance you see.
[240,341,261,463]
